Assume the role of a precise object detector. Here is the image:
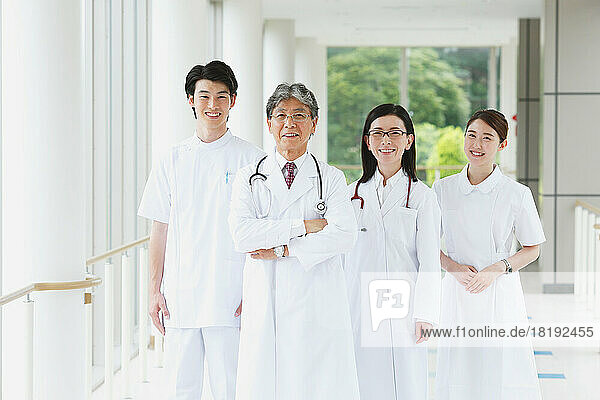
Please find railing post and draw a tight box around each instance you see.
[139,246,149,382]
[582,209,589,300]
[434,169,441,182]
[595,219,600,319]
[588,212,596,309]
[24,294,34,400]
[85,280,94,400]
[574,206,583,298]
[105,261,114,400]
[121,253,133,398]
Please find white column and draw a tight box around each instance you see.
[2,1,86,398]
[400,48,409,109]
[488,47,498,109]
[500,37,518,179]
[0,3,3,397]
[151,0,209,163]
[263,19,295,152]
[541,0,600,290]
[223,0,263,147]
[295,38,328,162]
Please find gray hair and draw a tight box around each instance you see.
[265,83,319,119]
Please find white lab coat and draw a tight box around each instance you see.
[432,164,545,400]
[228,151,360,400]
[138,131,263,328]
[344,171,441,400]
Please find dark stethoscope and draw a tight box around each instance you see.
[350,175,412,231]
[249,153,327,218]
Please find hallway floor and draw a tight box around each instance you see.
[92,293,600,400]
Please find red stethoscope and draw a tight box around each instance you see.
[351,177,412,232]
[351,177,412,209]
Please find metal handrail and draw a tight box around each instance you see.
[86,235,150,266]
[332,164,465,171]
[576,200,600,216]
[0,276,102,307]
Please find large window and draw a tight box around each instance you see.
[327,47,496,185]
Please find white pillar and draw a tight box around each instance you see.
[541,0,600,290]
[263,19,295,152]
[488,47,498,109]
[223,0,263,147]
[295,38,328,162]
[500,37,518,179]
[400,48,409,109]
[151,0,209,163]
[2,1,86,398]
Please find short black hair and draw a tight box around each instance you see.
[184,60,238,99]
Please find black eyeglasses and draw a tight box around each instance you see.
[366,129,408,139]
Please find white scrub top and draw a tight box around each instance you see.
[432,164,545,400]
[345,170,441,399]
[138,130,264,328]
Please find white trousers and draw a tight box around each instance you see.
[164,327,240,400]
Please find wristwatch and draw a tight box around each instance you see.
[273,245,285,258]
[501,258,512,274]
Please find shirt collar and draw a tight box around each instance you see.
[275,150,308,171]
[192,129,233,149]
[459,163,503,194]
[374,168,407,190]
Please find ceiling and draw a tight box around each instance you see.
[262,0,543,47]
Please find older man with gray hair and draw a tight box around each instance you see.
[228,83,360,399]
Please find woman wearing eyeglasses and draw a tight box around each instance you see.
[433,109,544,400]
[344,104,441,399]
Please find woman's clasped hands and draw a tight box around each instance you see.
[449,262,505,294]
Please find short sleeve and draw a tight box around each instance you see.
[138,157,171,224]
[514,187,546,246]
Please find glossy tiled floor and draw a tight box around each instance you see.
[93,292,600,400]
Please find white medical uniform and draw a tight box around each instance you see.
[432,164,545,400]
[344,170,441,400]
[138,130,263,400]
[228,150,360,400]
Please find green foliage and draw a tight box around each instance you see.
[414,122,442,167]
[408,49,470,128]
[337,167,362,185]
[328,48,400,166]
[327,47,471,169]
[425,125,467,184]
[435,48,490,113]
[327,46,487,184]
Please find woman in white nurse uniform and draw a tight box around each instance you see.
[433,109,545,400]
[345,104,442,399]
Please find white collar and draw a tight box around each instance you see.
[275,150,309,172]
[459,163,503,194]
[192,129,233,149]
[374,168,407,190]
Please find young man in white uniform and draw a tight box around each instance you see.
[228,83,360,400]
[138,61,263,400]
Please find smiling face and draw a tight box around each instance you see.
[188,79,236,131]
[365,114,414,170]
[464,118,507,168]
[267,97,317,156]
